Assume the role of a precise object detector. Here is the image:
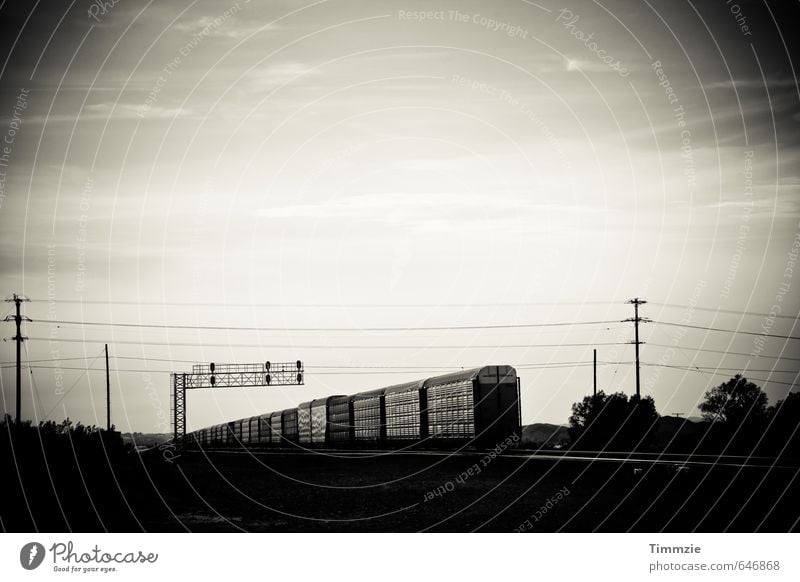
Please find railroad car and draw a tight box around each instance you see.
[270,410,282,443]
[259,414,271,445]
[311,396,346,443]
[281,408,299,443]
[188,365,520,450]
[385,380,427,441]
[298,401,313,444]
[352,388,387,443]
[327,395,353,443]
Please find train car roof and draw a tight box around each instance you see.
[384,380,425,395]
[423,366,517,387]
[352,387,387,400]
[311,395,346,406]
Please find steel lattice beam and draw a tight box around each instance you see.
[171,361,303,442]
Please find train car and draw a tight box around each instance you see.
[242,417,251,445]
[311,396,347,444]
[188,365,520,451]
[270,411,283,444]
[353,388,387,444]
[385,380,427,442]
[281,408,299,443]
[327,395,353,444]
[297,401,313,444]
[226,421,236,445]
[259,414,272,445]
[247,416,261,445]
[425,366,519,447]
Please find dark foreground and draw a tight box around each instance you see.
[3,443,799,532]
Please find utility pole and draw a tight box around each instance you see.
[105,343,111,431]
[625,298,649,400]
[5,294,30,424]
[593,348,597,398]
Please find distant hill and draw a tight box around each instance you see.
[520,423,570,448]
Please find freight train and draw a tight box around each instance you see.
[187,365,521,450]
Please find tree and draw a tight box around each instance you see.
[698,374,768,426]
[569,391,659,451]
[763,392,800,458]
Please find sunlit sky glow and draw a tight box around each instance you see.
[1,0,798,432]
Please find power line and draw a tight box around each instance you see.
[20,336,630,349]
[40,348,105,421]
[642,363,799,387]
[37,318,622,333]
[26,298,624,308]
[653,320,800,341]
[650,302,799,321]
[18,360,627,374]
[647,342,800,362]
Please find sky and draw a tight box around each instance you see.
[0,0,798,433]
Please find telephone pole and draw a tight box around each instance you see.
[593,348,597,398]
[5,294,31,424]
[105,343,111,431]
[625,298,649,400]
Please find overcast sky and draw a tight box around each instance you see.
[0,0,798,432]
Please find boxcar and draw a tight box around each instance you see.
[327,395,353,443]
[259,414,272,445]
[385,380,427,441]
[353,388,386,443]
[270,411,283,444]
[425,366,519,447]
[281,408,299,443]
[242,417,252,445]
[311,396,347,443]
[298,401,313,444]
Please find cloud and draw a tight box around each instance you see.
[257,191,595,235]
[173,14,281,40]
[244,63,322,90]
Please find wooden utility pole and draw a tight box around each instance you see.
[625,298,649,399]
[5,294,30,424]
[593,348,597,398]
[105,343,111,431]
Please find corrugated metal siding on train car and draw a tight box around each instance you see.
[424,369,481,440]
[327,395,353,443]
[310,398,328,443]
[297,401,313,444]
[282,409,299,442]
[270,411,282,444]
[259,415,271,445]
[353,388,386,442]
[385,381,426,440]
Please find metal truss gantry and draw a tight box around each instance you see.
[171,360,304,443]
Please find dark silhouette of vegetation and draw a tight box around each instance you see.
[0,415,157,531]
[565,375,799,458]
[568,391,659,451]
[697,375,770,454]
[762,391,800,459]
[699,374,768,425]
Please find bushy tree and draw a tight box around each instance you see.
[763,392,800,458]
[698,374,767,426]
[569,391,659,451]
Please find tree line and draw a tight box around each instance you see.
[567,374,800,457]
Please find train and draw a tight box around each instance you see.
[187,365,521,450]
